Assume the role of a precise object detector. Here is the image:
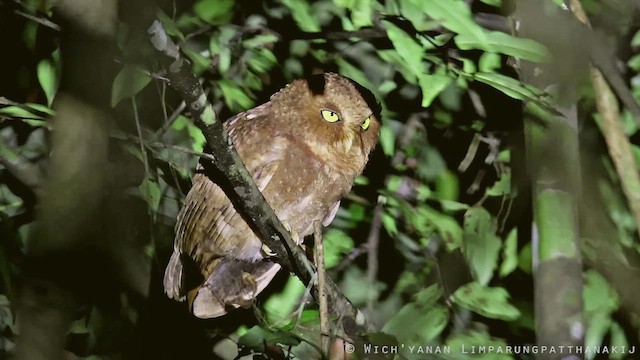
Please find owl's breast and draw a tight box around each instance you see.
[261,143,351,240]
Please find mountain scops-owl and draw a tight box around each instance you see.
[163,73,380,318]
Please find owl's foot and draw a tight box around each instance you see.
[261,243,277,257]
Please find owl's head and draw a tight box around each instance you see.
[271,73,381,169]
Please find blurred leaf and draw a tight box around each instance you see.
[263,275,305,323]
[157,9,185,41]
[383,285,448,344]
[418,72,452,108]
[413,0,487,44]
[281,0,321,32]
[246,48,277,73]
[111,65,151,107]
[193,0,234,24]
[382,212,398,235]
[350,0,374,28]
[609,322,629,360]
[243,34,279,48]
[474,72,545,102]
[456,32,550,62]
[446,330,512,359]
[341,267,384,306]
[25,103,55,116]
[238,325,300,352]
[518,242,533,274]
[139,178,161,213]
[218,79,254,112]
[37,59,58,106]
[486,169,511,196]
[631,29,640,47]
[183,48,210,76]
[499,229,518,277]
[452,282,521,320]
[383,21,424,77]
[584,270,618,313]
[479,52,501,73]
[478,0,502,6]
[379,124,395,156]
[210,27,236,73]
[172,115,206,151]
[323,228,354,268]
[0,106,43,120]
[463,207,501,285]
[435,170,459,201]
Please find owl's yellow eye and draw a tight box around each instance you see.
[361,116,371,130]
[321,110,340,123]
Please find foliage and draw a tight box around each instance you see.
[1,0,640,359]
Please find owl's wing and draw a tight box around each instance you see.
[163,106,287,312]
[322,201,341,227]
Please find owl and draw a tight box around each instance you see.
[163,73,380,318]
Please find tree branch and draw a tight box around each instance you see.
[146,19,371,341]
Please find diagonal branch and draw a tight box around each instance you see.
[145,19,371,340]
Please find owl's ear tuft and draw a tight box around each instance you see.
[345,78,382,117]
[307,74,327,95]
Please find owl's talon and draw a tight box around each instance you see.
[261,243,277,257]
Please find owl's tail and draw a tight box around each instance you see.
[163,251,185,301]
[192,261,281,318]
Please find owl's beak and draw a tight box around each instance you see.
[337,133,354,153]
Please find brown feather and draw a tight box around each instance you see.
[163,73,380,318]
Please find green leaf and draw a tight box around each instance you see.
[246,48,277,73]
[263,275,305,323]
[478,0,502,6]
[609,322,629,360]
[218,79,254,112]
[0,106,47,127]
[413,0,487,44]
[446,330,511,359]
[452,282,521,320]
[37,59,58,106]
[383,21,424,77]
[418,72,452,108]
[193,0,234,24]
[479,52,501,73]
[584,270,618,314]
[172,115,206,151]
[0,106,43,119]
[463,207,501,285]
[499,229,518,278]
[473,72,543,102]
[379,124,395,157]
[323,228,354,269]
[242,34,279,48]
[381,212,398,235]
[518,242,533,274]
[157,9,185,41]
[238,326,300,351]
[182,48,210,76]
[281,0,320,32]
[456,32,550,62]
[139,178,161,213]
[383,302,449,344]
[631,29,640,47]
[350,0,373,28]
[486,169,511,196]
[111,65,151,107]
[26,103,55,116]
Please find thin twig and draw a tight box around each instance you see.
[568,0,640,233]
[13,9,61,31]
[313,222,329,357]
[365,204,383,312]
